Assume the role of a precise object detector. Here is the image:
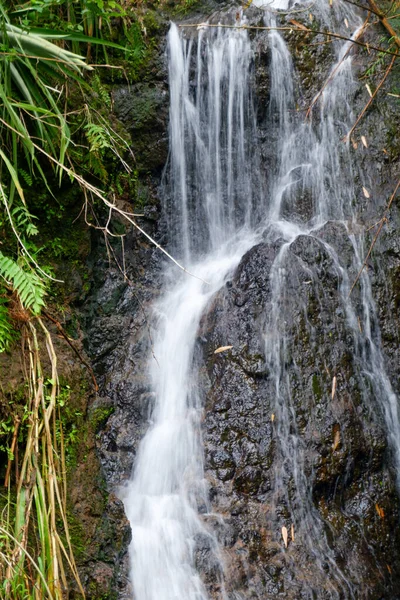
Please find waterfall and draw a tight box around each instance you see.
[122,20,261,600]
[121,2,400,599]
[165,21,262,259]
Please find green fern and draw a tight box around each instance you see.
[0,297,15,352]
[92,74,111,108]
[0,252,46,314]
[11,205,39,237]
[18,168,33,188]
[84,123,112,153]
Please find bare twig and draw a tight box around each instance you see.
[368,0,400,47]
[0,116,209,286]
[102,197,210,285]
[342,0,386,19]
[306,16,370,118]
[179,23,400,57]
[344,53,397,141]
[103,234,160,367]
[4,417,20,488]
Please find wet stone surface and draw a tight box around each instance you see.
[196,232,400,599]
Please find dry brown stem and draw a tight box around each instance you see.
[306,16,370,118]
[4,417,20,488]
[343,53,397,141]
[368,0,400,47]
[179,23,400,57]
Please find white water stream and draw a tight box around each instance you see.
[123,20,260,600]
[122,3,400,598]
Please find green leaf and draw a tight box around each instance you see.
[0,148,26,206]
[25,26,128,51]
[0,252,46,314]
[0,298,16,353]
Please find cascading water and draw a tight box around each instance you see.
[121,2,400,598]
[122,20,261,600]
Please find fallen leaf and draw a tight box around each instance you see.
[282,526,288,548]
[214,345,233,354]
[289,19,309,31]
[361,135,368,148]
[324,363,331,377]
[291,524,295,542]
[271,413,275,422]
[375,503,385,518]
[363,186,370,199]
[365,84,373,98]
[387,565,392,574]
[344,18,349,28]
[332,428,340,451]
[352,140,358,150]
[309,12,313,22]
[331,376,337,399]
[358,317,363,333]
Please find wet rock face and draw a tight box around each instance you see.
[197,231,400,599]
[84,239,163,489]
[113,83,169,174]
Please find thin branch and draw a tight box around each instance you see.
[102,197,210,285]
[368,0,400,47]
[179,23,400,57]
[244,0,317,15]
[0,116,209,285]
[344,53,397,141]
[341,0,384,19]
[0,181,63,283]
[102,232,160,367]
[306,16,370,118]
[4,417,20,488]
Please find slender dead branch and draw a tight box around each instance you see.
[0,115,208,286]
[306,16,370,118]
[344,53,397,141]
[102,197,210,285]
[349,178,400,296]
[179,23,400,57]
[342,0,387,18]
[4,417,20,488]
[368,0,400,47]
[102,233,160,367]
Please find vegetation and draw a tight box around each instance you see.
[0,0,137,597]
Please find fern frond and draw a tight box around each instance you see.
[0,298,16,352]
[12,205,39,237]
[84,123,112,152]
[0,252,46,314]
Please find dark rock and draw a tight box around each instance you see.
[197,231,400,598]
[113,83,169,173]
